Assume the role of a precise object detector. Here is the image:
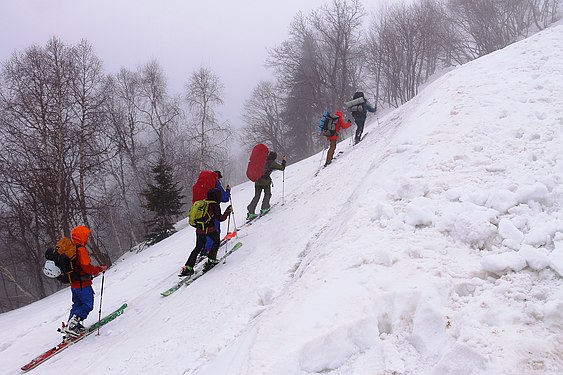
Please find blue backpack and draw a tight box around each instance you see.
[319,111,337,137]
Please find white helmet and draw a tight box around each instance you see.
[43,260,62,278]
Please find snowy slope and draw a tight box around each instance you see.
[2,23,563,375]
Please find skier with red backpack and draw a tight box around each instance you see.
[192,170,231,257]
[202,170,231,256]
[246,150,286,220]
[181,188,233,276]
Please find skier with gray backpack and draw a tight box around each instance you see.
[345,91,376,144]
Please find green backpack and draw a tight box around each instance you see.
[188,200,213,229]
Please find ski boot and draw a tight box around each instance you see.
[260,207,271,216]
[60,315,86,339]
[203,259,219,273]
[179,265,194,277]
[246,212,258,221]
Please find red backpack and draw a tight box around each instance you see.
[246,144,269,182]
[192,170,218,203]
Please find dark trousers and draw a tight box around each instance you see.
[186,231,220,268]
[355,118,366,141]
[204,219,222,253]
[247,184,271,214]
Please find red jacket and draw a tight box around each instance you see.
[70,246,103,288]
[70,226,102,289]
[326,111,351,141]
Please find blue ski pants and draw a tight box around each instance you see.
[69,285,95,320]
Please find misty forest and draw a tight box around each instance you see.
[0,0,560,311]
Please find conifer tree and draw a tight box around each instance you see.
[142,158,185,244]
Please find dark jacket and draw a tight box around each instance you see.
[196,188,231,234]
[256,156,286,188]
[352,101,376,121]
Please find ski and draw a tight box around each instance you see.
[21,303,128,372]
[315,151,344,176]
[161,242,243,297]
[238,204,277,230]
[355,132,369,144]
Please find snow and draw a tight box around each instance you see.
[2,23,563,375]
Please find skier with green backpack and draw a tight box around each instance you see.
[181,188,232,276]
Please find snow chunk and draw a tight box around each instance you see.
[452,204,498,248]
[516,182,549,204]
[548,241,563,277]
[431,343,487,375]
[498,218,524,243]
[481,252,527,275]
[374,202,396,221]
[524,219,561,246]
[384,177,429,200]
[299,317,380,373]
[459,189,489,206]
[518,245,550,271]
[485,189,517,213]
[411,303,449,356]
[404,197,435,227]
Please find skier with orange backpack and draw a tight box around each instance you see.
[47,226,106,338]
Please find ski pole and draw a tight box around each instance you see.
[282,169,285,206]
[229,196,238,234]
[97,271,105,336]
[224,214,231,264]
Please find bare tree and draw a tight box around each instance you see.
[185,65,231,172]
[241,81,288,155]
[137,61,181,163]
[365,0,449,106]
[0,37,113,309]
[70,40,112,265]
[268,0,366,159]
[0,37,81,302]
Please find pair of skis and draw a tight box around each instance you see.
[238,203,277,230]
[161,242,243,297]
[21,303,128,372]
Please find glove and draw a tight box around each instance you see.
[347,118,352,123]
[226,205,233,215]
[100,265,107,273]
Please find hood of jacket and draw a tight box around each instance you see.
[207,188,221,203]
[71,225,91,246]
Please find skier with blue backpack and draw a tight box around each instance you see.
[320,111,351,166]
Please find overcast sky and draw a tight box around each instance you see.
[0,0,330,129]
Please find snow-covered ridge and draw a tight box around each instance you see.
[2,24,563,375]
